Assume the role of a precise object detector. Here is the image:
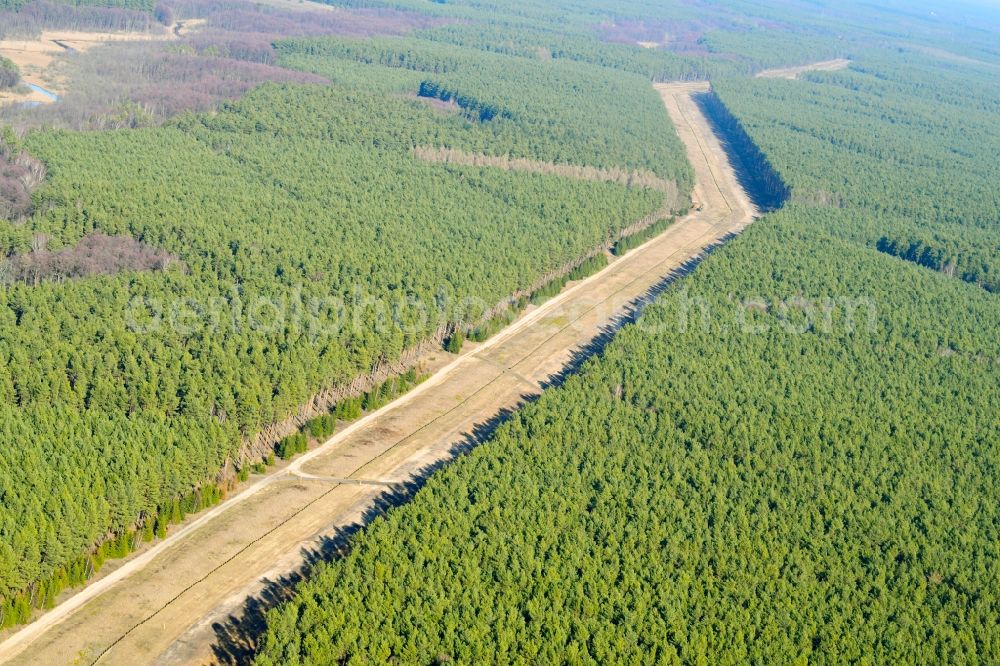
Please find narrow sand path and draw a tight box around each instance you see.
[0,81,756,665]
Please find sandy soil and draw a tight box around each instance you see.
[0,81,757,666]
[0,23,200,106]
[0,35,62,106]
[755,58,851,79]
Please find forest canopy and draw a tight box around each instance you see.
[254,12,1000,666]
[2,0,998,648]
[0,0,692,622]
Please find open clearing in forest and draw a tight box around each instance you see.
[0,81,756,666]
[412,145,679,196]
[755,58,850,79]
[0,23,200,106]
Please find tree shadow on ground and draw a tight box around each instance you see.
[692,90,790,213]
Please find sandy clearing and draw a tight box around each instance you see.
[0,81,757,666]
[755,58,851,79]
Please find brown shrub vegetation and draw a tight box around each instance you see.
[0,139,44,221]
[1,231,178,284]
[101,46,327,118]
[0,1,158,40]
[200,5,442,38]
[1,39,327,127]
[596,18,727,54]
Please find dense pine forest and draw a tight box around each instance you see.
[0,0,998,653]
[0,0,709,628]
[0,72,676,625]
[251,2,1000,664]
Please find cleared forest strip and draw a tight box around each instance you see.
[412,145,680,199]
[0,101,680,644]
[754,58,850,79]
[237,196,677,464]
[0,81,756,665]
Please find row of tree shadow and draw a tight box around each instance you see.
[693,90,790,213]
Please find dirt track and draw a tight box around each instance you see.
[755,58,850,79]
[0,81,756,666]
